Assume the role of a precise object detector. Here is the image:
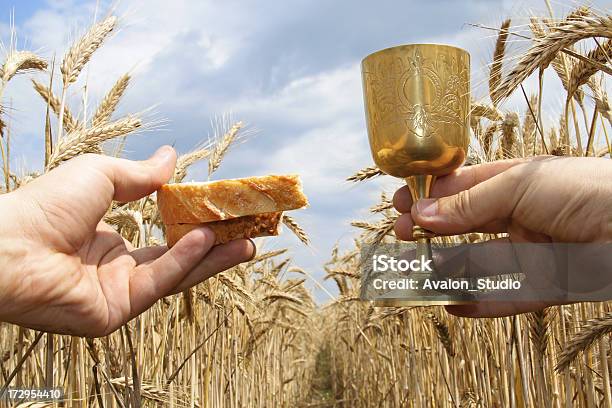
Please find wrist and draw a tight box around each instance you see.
[0,191,23,320]
[0,194,8,317]
[0,192,11,318]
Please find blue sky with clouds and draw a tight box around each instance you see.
[2,0,610,301]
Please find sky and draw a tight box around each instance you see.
[2,0,610,302]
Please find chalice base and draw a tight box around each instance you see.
[374,297,477,307]
[373,287,477,306]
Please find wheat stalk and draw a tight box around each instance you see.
[92,73,130,127]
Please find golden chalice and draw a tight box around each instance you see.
[361,43,474,305]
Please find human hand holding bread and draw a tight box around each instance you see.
[0,146,306,337]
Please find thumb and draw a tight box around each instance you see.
[102,145,177,202]
[411,169,521,235]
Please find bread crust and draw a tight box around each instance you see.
[157,174,307,224]
[165,212,283,247]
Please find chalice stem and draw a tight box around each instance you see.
[405,175,436,273]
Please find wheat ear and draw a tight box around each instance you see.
[471,101,503,122]
[47,115,142,169]
[218,273,255,303]
[522,94,538,155]
[495,12,612,100]
[92,73,130,127]
[0,51,46,82]
[501,112,519,158]
[480,123,498,159]
[589,77,612,123]
[370,194,393,213]
[347,165,383,182]
[528,309,550,356]
[428,313,455,357]
[567,39,611,101]
[110,377,176,405]
[61,15,117,86]
[208,121,243,176]
[351,215,396,245]
[547,9,592,102]
[489,19,511,105]
[282,214,310,245]
[556,312,612,371]
[57,15,118,142]
[174,144,211,182]
[32,80,80,133]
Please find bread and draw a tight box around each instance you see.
[157,174,307,225]
[157,174,307,247]
[165,212,283,247]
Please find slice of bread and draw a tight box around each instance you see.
[157,174,308,225]
[164,212,283,247]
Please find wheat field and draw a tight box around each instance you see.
[0,3,611,407]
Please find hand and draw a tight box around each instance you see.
[0,146,255,337]
[393,156,612,317]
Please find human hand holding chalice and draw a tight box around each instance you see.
[361,44,474,305]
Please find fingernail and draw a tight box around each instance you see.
[246,238,257,261]
[416,199,438,217]
[151,145,175,162]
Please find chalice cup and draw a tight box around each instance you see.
[361,44,474,305]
